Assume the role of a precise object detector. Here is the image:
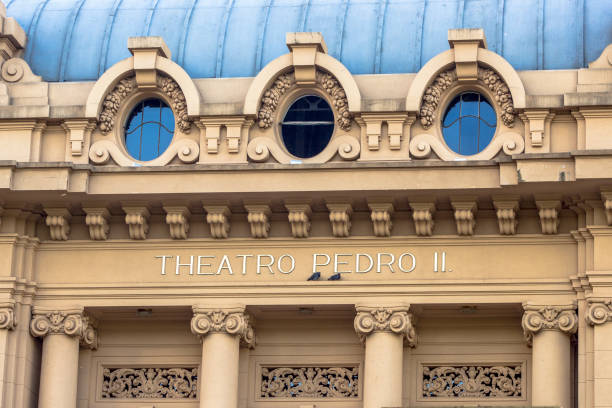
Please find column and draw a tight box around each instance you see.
[191,305,255,408]
[0,304,16,408]
[354,304,416,408]
[522,303,578,408]
[30,307,97,408]
[587,299,612,408]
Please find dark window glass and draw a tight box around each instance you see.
[281,95,334,159]
[125,98,175,161]
[442,92,497,156]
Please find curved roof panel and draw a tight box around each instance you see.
[7,0,612,82]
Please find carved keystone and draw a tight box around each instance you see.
[128,36,170,89]
[204,205,231,239]
[0,301,16,330]
[285,201,311,238]
[354,305,416,347]
[191,305,255,348]
[245,204,271,238]
[83,207,110,241]
[536,199,561,234]
[448,28,487,82]
[30,306,98,350]
[601,190,612,226]
[368,202,394,237]
[521,303,577,346]
[286,32,327,86]
[409,201,435,236]
[163,205,190,240]
[326,202,352,238]
[451,198,477,236]
[586,299,612,325]
[122,205,150,240]
[44,208,71,241]
[493,197,520,235]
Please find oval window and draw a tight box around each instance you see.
[125,98,175,161]
[281,95,334,158]
[442,92,496,156]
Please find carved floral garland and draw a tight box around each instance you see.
[98,75,191,135]
[260,366,359,398]
[102,367,198,399]
[422,365,522,398]
[257,70,352,131]
[419,67,515,129]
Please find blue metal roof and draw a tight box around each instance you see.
[7,0,612,82]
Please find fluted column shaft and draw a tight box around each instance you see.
[522,304,577,408]
[354,305,416,408]
[191,306,255,408]
[30,307,97,408]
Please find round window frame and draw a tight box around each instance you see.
[275,87,337,161]
[119,90,177,163]
[437,83,500,158]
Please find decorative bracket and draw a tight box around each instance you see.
[285,201,311,238]
[519,110,555,149]
[536,199,561,235]
[83,207,110,241]
[409,201,435,236]
[601,190,612,226]
[451,198,477,236]
[493,196,519,235]
[163,205,190,240]
[197,116,252,158]
[204,205,231,239]
[326,202,352,238]
[44,207,71,241]
[62,119,97,159]
[368,201,394,237]
[245,204,271,239]
[122,204,150,240]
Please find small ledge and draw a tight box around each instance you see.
[512,152,573,160]
[571,149,612,156]
[564,92,612,107]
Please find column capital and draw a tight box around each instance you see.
[521,303,577,345]
[191,305,255,348]
[586,298,612,325]
[354,304,416,347]
[0,301,16,330]
[30,306,98,349]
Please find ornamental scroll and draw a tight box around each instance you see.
[260,366,359,398]
[257,69,352,131]
[419,66,516,129]
[422,365,522,399]
[102,367,198,399]
[97,74,192,134]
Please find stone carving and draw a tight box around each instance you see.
[422,365,522,398]
[247,133,359,163]
[368,202,393,237]
[261,366,359,398]
[521,305,577,345]
[163,205,190,240]
[83,208,110,240]
[409,131,524,160]
[419,67,515,130]
[157,75,191,133]
[98,74,191,135]
[326,203,352,238]
[257,69,352,131]
[354,306,416,347]
[122,206,150,240]
[191,307,255,348]
[0,305,16,330]
[601,191,612,226]
[420,69,457,129]
[536,200,560,234]
[316,71,352,131]
[410,202,435,236]
[204,205,231,239]
[245,205,271,239]
[102,367,197,399]
[493,199,519,235]
[1,58,42,83]
[80,315,99,350]
[586,299,612,325]
[44,208,71,241]
[99,77,136,134]
[477,68,516,127]
[30,308,97,348]
[451,200,477,236]
[285,203,311,238]
[90,138,199,166]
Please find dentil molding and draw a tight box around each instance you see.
[521,304,577,345]
[190,306,255,348]
[354,305,416,347]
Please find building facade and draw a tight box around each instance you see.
[0,1,611,408]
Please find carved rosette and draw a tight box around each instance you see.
[521,304,578,345]
[257,69,352,131]
[419,66,515,129]
[0,305,16,330]
[586,299,612,326]
[30,308,98,348]
[354,306,416,347]
[191,307,255,348]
